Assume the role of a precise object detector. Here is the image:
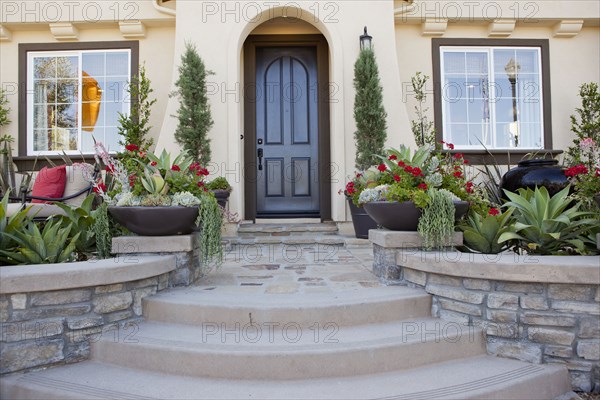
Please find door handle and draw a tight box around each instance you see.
[257,148,263,171]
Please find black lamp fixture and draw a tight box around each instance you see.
[360,26,372,50]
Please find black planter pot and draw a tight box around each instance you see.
[108,206,199,236]
[347,198,378,239]
[500,159,569,198]
[211,190,231,209]
[363,201,470,231]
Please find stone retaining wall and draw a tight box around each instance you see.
[0,234,204,376]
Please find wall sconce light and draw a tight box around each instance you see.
[360,26,372,50]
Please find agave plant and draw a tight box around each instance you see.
[460,208,515,254]
[54,194,97,257]
[0,218,80,265]
[0,192,32,264]
[498,186,599,255]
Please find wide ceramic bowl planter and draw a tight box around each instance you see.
[500,159,569,198]
[347,198,379,239]
[363,201,469,231]
[108,206,199,236]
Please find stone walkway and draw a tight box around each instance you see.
[201,243,380,294]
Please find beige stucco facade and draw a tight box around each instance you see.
[1,0,599,221]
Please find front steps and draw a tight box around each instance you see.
[0,285,572,399]
[228,221,371,248]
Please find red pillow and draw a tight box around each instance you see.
[31,165,67,204]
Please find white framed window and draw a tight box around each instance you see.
[27,49,131,155]
[438,46,544,150]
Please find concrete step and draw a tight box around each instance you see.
[0,356,571,399]
[237,222,339,237]
[224,234,371,248]
[90,318,485,380]
[142,286,432,328]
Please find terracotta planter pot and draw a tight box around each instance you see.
[347,198,379,239]
[108,206,199,236]
[500,159,569,198]
[211,190,231,209]
[363,201,469,231]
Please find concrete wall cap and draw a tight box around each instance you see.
[112,235,196,254]
[397,251,600,284]
[0,255,176,294]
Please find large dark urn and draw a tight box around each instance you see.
[347,198,379,239]
[500,159,569,198]
[363,201,469,231]
[108,206,199,236]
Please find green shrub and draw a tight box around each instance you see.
[206,177,231,191]
[460,209,514,254]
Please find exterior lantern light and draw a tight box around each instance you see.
[360,26,372,50]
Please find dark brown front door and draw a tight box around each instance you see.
[255,46,320,217]
[244,35,331,221]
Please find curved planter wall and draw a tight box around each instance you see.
[0,234,203,375]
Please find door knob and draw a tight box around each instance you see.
[257,148,263,171]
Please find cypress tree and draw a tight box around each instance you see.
[173,42,214,165]
[353,48,387,170]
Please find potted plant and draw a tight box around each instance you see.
[347,46,387,238]
[341,171,379,239]
[360,143,483,249]
[206,177,232,208]
[83,141,222,264]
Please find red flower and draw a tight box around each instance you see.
[411,167,423,177]
[488,208,500,216]
[418,183,428,190]
[596,169,600,177]
[398,161,406,167]
[93,182,107,194]
[138,151,147,158]
[129,174,136,187]
[198,181,205,188]
[345,181,356,195]
[453,171,463,178]
[199,168,209,176]
[105,164,114,173]
[466,181,474,194]
[190,162,201,171]
[356,173,363,178]
[454,153,463,159]
[377,163,387,172]
[150,161,158,167]
[171,165,181,172]
[463,159,470,165]
[388,154,398,161]
[446,143,455,150]
[404,166,413,173]
[125,144,139,152]
[565,164,588,177]
[393,175,401,182]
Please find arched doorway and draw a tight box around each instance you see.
[243,32,331,220]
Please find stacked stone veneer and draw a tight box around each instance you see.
[0,234,203,375]
[370,230,600,392]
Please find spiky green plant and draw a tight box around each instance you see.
[55,194,97,257]
[460,209,515,254]
[498,186,599,255]
[418,189,456,250]
[0,219,80,265]
[93,202,112,259]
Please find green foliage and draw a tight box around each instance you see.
[353,48,387,170]
[206,177,232,191]
[410,72,435,147]
[196,194,223,267]
[498,186,599,255]
[0,88,10,127]
[93,202,112,259]
[386,185,430,209]
[566,82,600,168]
[0,219,79,265]
[173,42,214,165]
[0,135,16,195]
[460,209,515,254]
[55,194,97,258]
[118,65,156,152]
[1,192,31,264]
[418,189,455,250]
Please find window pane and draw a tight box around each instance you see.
[104,126,120,151]
[443,52,465,74]
[56,56,78,78]
[466,52,488,74]
[106,52,129,76]
[56,103,77,128]
[104,101,126,126]
[33,129,50,151]
[56,79,78,104]
[468,99,490,124]
[34,105,54,130]
[515,49,539,74]
[495,121,518,148]
[104,78,128,102]
[447,100,467,123]
[446,123,468,146]
[34,81,56,103]
[82,53,105,77]
[496,98,516,123]
[494,49,516,75]
[443,76,465,103]
[34,57,56,79]
[519,123,542,148]
[81,130,96,153]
